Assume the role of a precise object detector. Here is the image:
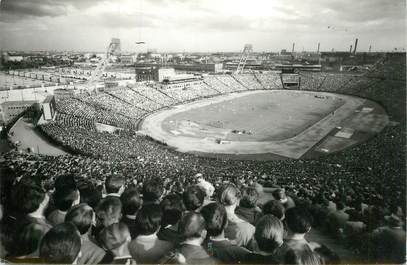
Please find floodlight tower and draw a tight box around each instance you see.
[235,44,253,74]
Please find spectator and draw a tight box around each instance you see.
[325,201,349,238]
[245,214,285,264]
[39,223,82,264]
[99,223,135,264]
[284,208,320,252]
[370,214,406,264]
[78,180,102,209]
[272,189,295,210]
[105,176,126,197]
[218,184,255,247]
[235,186,262,225]
[158,194,185,243]
[120,187,141,239]
[196,178,215,206]
[183,185,205,212]
[142,178,163,205]
[47,188,80,226]
[201,202,250,264]
[7,182,51,258]
[128,204,174,263]
[177,212,217,264]
[94,196,122,237]
[262,200,285,220]
[284,245,322,265]
[65,203,106,264]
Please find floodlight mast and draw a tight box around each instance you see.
[85,38,121,91]
[235,44,253,74]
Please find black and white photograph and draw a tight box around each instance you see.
[0,0,405,264]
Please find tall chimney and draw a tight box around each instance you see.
[353,38,358,54]
[292,42,295,53]
[317,42,320,53]
[369,45,372,52]
[349,45,353,54]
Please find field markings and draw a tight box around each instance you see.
[141,90,383,159]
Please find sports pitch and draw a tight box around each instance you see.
[141,90,389,159]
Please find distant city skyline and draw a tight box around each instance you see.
[0,0,405,52]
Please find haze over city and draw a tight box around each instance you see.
[0,0,405,52]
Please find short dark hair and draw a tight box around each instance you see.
[54,189,79,211]
[120,188,142,216]
[178,212,206,239]
[239,187,259,208]
[78,181,102,209]
[263,200,285,220]
[65,203,94,235]
[255,214,284,252]
[39,223,81,264]
[272,189,286,200]
[105,176,125,194]
[95,196,122,228]
[218,183,241,206]
[200,203,227,237]
[142,178,163,202]
[183,186,205,211]
[12,182,45,214]
[135,204,162,235]
[285,207,313,234]
[336,201,345,211]
[160,194,184,227]
[54,174,77,192]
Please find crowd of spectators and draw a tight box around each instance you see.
[1,60,406,264]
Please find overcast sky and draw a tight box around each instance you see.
[0,0,405,52]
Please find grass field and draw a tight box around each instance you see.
[163,91,345,141]
[141,90,388,159]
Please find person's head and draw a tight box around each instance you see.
[105,176,125,195]
[178,212,206,242]
[336,201,345,211]
[218,183,241,207]
[12,182,49,214]
[54,174,77,193]
[65,203,95,235]
[120,187,142,216]
[99,223,131,252]
[95,196,122,228]
[135,204,162,235]
[285,207,313,235]
[254,214,284,253]
[39,223,81,264]
[142,178,163,203]
[54,188,80,212]
[272,189,287,203]
[263,200,285,220]
[78,181,102,209]
[160,194,185,227]
[239,187,259,209]
[183,185,205,212]
[196,179,215,199]
[284,245,322,265]
[200,203,227,237]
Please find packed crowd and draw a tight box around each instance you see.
[1,60,406,264]
[0,165,405,264]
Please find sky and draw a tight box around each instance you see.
[0,0,405,52]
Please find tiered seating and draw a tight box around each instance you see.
[204,76,235,94]
[108,88,161,112]
[135,85,178,106]
[216,75,247,91]
[54,112,95,130]
[255,73,282,89]
[233,74,263,90]
[77,93,146,119]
